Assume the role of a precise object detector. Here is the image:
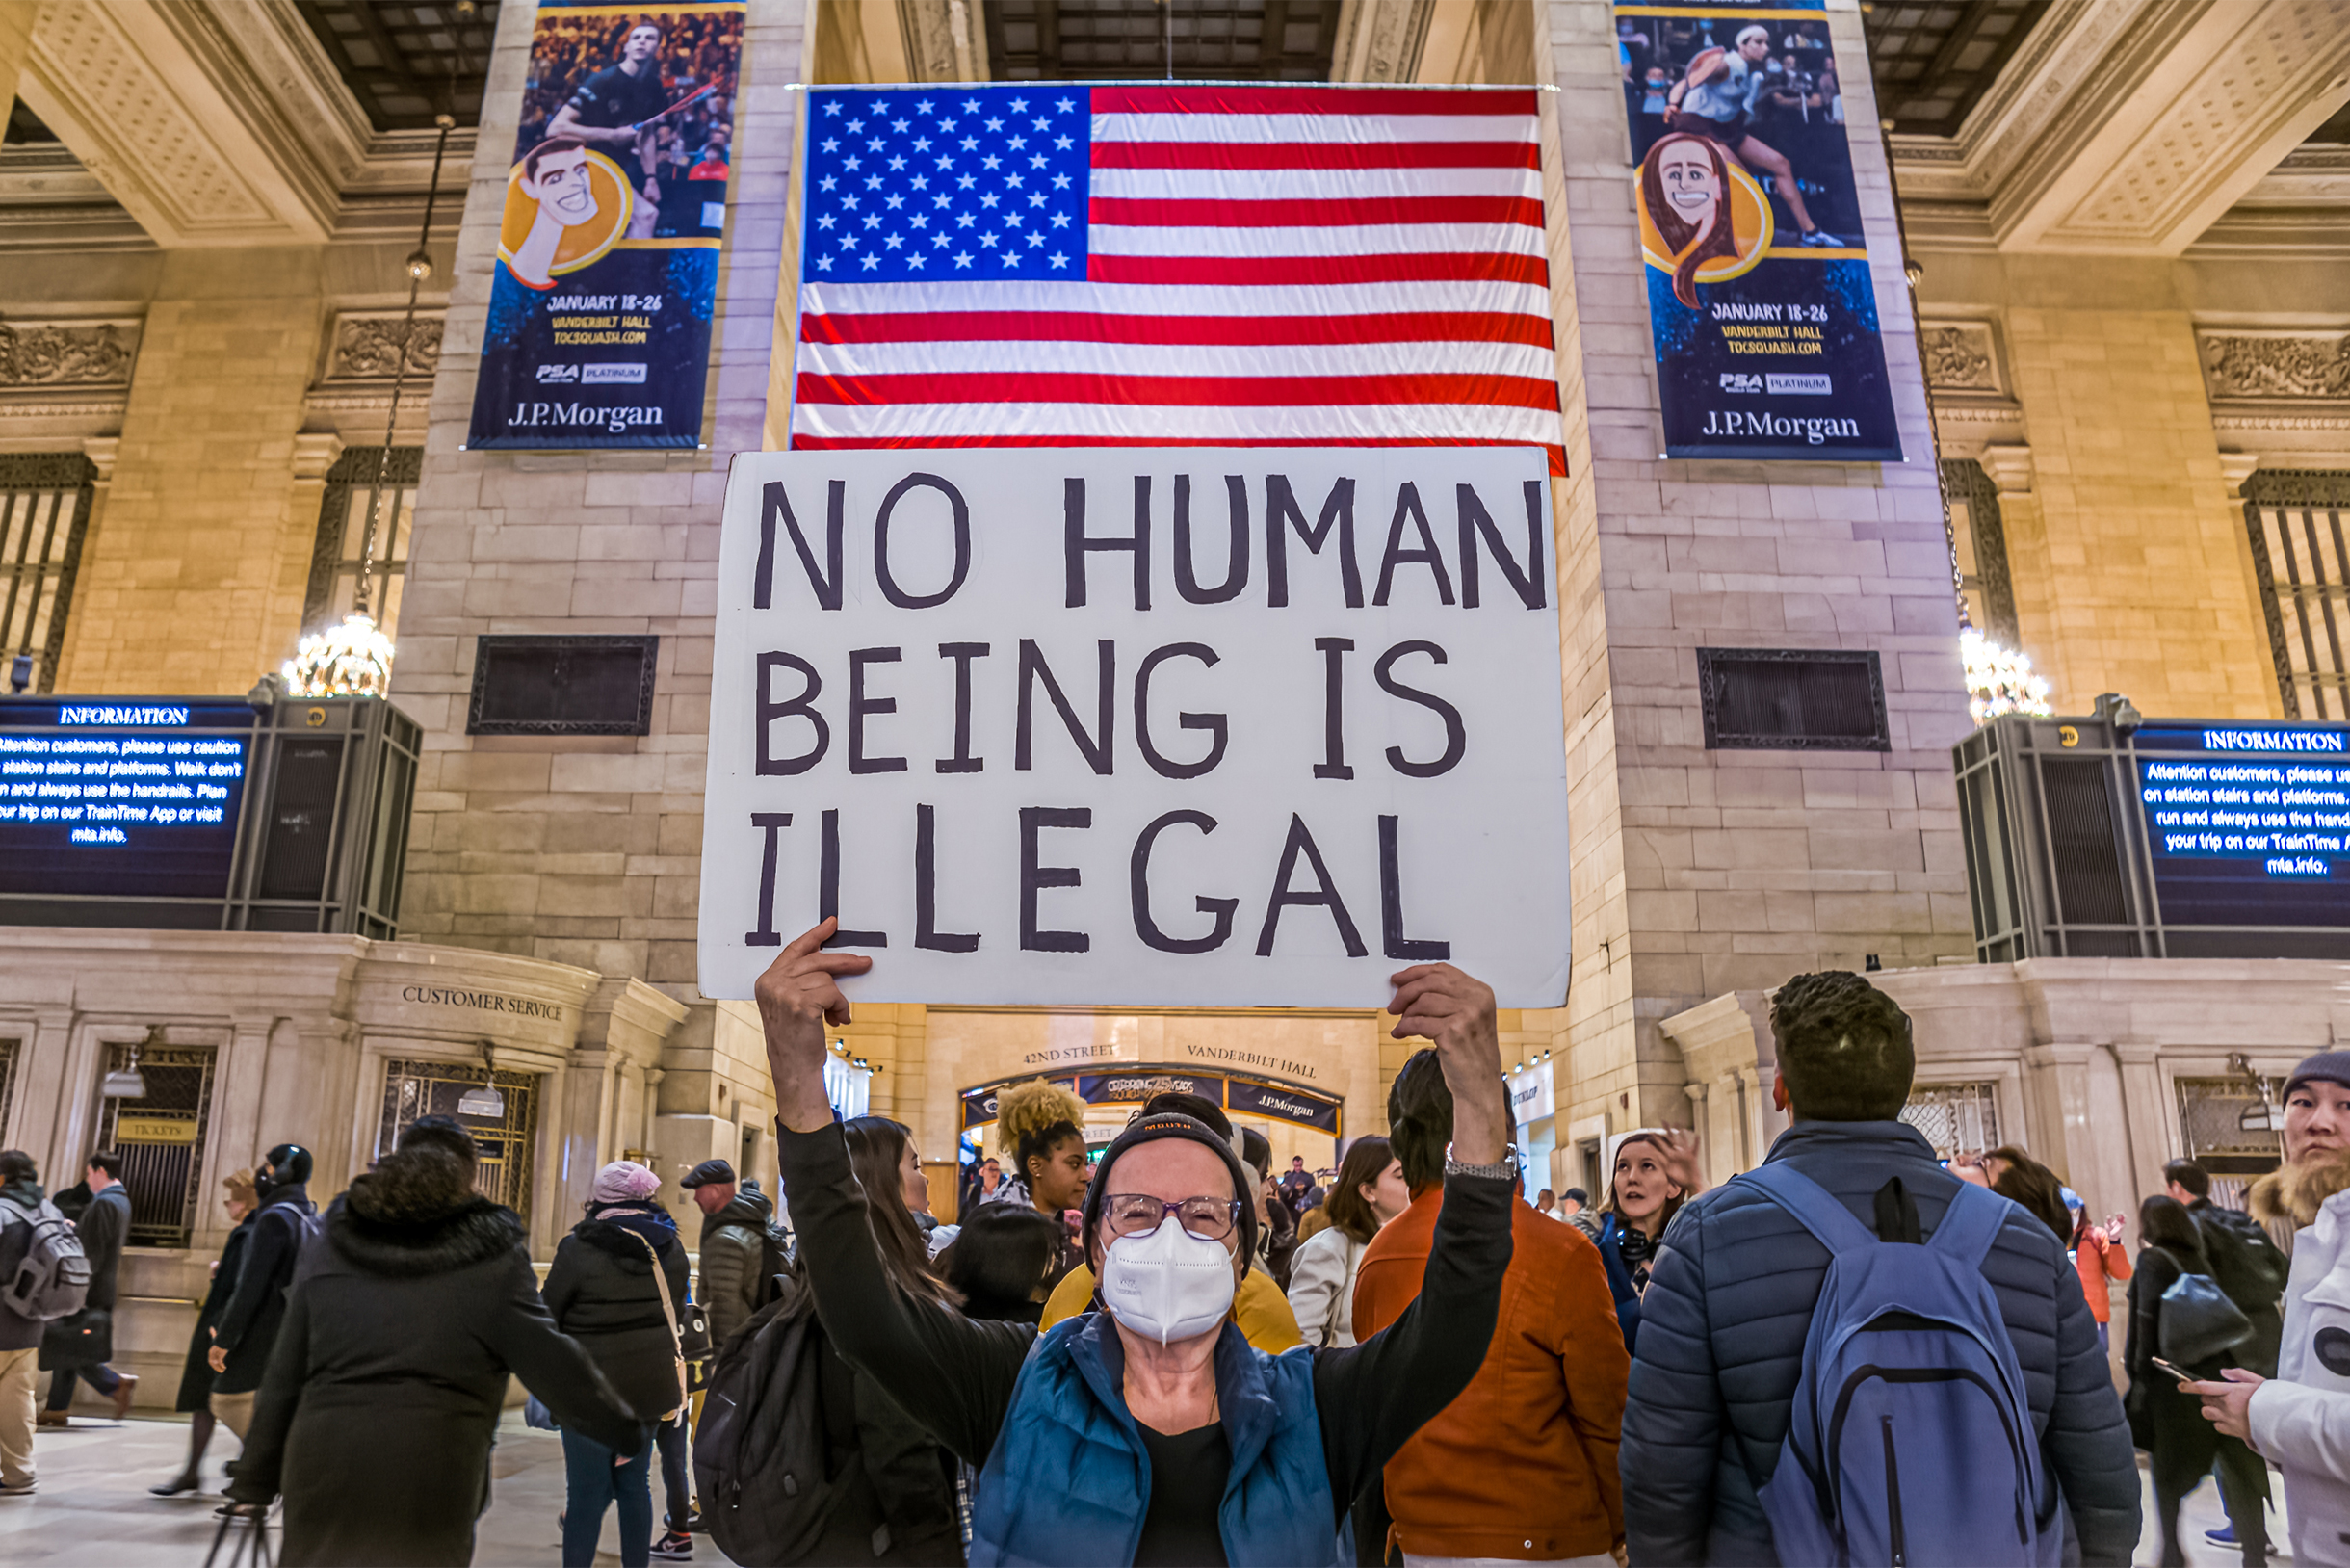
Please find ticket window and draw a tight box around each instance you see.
[97,1035,219,1248]
[378,1058,540,1215]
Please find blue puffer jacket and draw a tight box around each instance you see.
[1619,1120,2141,1566]
[970,1310,1335,1568]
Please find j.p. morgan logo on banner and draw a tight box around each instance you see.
[1765,374,1833,395]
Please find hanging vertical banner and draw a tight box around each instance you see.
[1615,0,1902,461]
[466,1,745,450]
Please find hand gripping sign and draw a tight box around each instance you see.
[699,448,1571,1008]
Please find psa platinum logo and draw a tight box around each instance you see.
[535,364,579,384]
[583,363,647,384]
[1719,372,1763,394]
[1765,374,1833,395]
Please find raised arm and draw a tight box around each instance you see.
[1312,963,1515,1508]
[760,921,1035,1465]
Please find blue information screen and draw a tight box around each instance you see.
[2135,723,2350,928]
[0,699,254,901]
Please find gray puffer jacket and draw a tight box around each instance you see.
[1619,1120,2141,1566]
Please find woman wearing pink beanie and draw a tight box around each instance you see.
[543,1160,694,1566]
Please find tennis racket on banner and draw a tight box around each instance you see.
[629,82,717,133]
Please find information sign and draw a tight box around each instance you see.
[2135,724,2350,928]
[0,700,253,901]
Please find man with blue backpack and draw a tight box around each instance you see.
[1619,971,2141,1565]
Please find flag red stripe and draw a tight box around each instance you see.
[1085,252,1549,288]
[796,431,1568,478]
[1090,141,1539,171]
[796,371,1561,411]
[799,309,1555,349]
[1088,195,1546,229]
[1090,86,1540,118]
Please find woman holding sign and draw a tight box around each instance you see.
[756,919,1515,1567]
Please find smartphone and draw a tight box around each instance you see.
[2152,1357,2195,1384]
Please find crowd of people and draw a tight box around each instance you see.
[515,11,741,240]
[1,924,2348,1567]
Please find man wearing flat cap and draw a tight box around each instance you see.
[681,1159,783,1347]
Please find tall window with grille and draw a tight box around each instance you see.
[1899,1081,2000,1163]
[2245,471,2350,719]
[377,1058,540,1215]
[304,446,422,640]
[0,455,95,694]
[95,1039,219,1248]
[1943,458,2019,645]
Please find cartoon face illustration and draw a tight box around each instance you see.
[525,146,599,224]
[1658,140,1722,225]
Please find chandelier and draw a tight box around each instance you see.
[283,613,396,697]
[1961,628,2051,725]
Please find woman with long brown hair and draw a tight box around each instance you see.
[1639,132,1740,308]
[1581,1128,1704,1352]
[1285,1137,1410,1347]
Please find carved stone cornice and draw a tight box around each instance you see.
[321,312,445,385]
[0,318,140,388]
[1331,0,1435,84]
[16,0,365,248]
[1919,322,2002,395]
[290,431,346,483]
[897,0,989,83]
[1889,0,2350,256]
[1978,443,2036,497]
[2199,329,2350,402]
[2219,452,2263,499]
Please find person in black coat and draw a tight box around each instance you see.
[543,1161,692,1568]
[151,1169,258,1496]
[225,1124,643,1567]
[2126,1195,2269,1568]
[205,1143,318,1439]
[39,1149,135,1424]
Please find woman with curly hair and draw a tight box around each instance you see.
[987,1080,1091,1292]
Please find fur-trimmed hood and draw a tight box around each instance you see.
[329,1144,523,1278]
[2248,1144,2350,1228]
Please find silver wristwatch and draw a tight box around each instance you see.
[1445,1144,1520,1182]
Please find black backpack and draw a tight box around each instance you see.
[695,1282,845,1566]
[754,1221,793,1310]
[2197,1205,2289,1313]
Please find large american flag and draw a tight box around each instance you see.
[789,84,1562,475]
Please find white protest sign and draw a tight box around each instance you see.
[698,448,1569,1007]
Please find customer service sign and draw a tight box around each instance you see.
[697,449,1573,1009]
[1616,0,1901,460]
[466,0,745,449]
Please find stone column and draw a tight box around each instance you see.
[1535,0,1975,1145]
[390,1,804,995]
[2113,1043,2176,1207]
[274,431,346,652]
[54,249,328,694]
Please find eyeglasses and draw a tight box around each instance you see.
[1102,1193,1244,1241]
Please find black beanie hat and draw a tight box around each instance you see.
[1079,1111,1259,1279]
[2285,1050,2350,1101]
[261,1143,313,1189]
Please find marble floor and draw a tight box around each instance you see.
[0,1406,2300,1565]
[0,1408,704,1567]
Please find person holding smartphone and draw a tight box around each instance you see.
[2127,1196,2268,1568]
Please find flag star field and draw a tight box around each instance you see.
[791,83,1564,472]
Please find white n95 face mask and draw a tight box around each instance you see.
[1097,1215,1238,1346]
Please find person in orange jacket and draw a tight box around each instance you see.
[2066,1188,2132,1352]
[1354,1050,1629,1566]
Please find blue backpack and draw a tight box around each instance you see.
[1736,1163,2059,1568]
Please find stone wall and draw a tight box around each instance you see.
[1538,0,1977,1149]
[387,3,801,1006]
